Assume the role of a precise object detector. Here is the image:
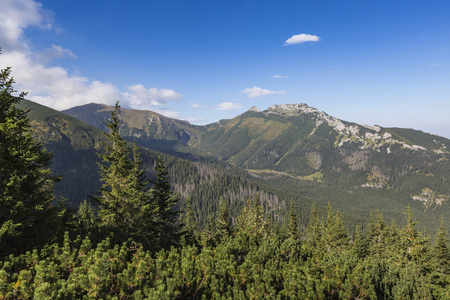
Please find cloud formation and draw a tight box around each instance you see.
[0,0,49,51]
[122,84,182,109]
[271,74,288,79]
[240,86,286,98]
[284,33,320,46]
[213,102,243,111]
[0,0,183,114]
[190,102,206,108]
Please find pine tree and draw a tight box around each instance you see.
[401,205,428,262]
[128,142,158,247]
[0,62,61,255]
[434,217,450,275]
[235,197,268,240]
[286,198,299,239]
[303,203,323,251]
[93,101,132,229]
[180,196,198,246]
[152,155,180,249]
[93,102,156,247]
[352,225,368,259]
[75,200,98,240]
[216,197,232,241]
[323,204,348,251]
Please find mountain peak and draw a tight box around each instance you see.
[267,103,318,114]
[248,106,260,112]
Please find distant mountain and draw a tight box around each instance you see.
[198,103,449,201]
[18,100,105,205]
[63,102,449,210]
[21,100,284,225]
[62,103,205,154]
[31,100,449,232]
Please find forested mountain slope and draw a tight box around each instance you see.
[62,102,450,231]
[20,100,285,226]
[62,103,205,154]
[198,104,450,232]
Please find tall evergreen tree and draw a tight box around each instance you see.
[434,217,450,275]
[286,198,299,239]
[0,62,61,255]
[401,205,429,262]
[152,155,180,249]
[93,101,132,229]
[93,102,156,247]
[216,197,232,241]
[352,225,368,259]
[323,204,348,251]
[303,203,323,251]
[180,196,198,246]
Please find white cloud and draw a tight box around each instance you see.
[284,33,320,46]
[122,84,182,109]
[152,109,181,119]
[190,102,206,108]
[0,51,120,110]
[213,102,243,111]
[0,0,183,112]
[271,74,288,79]
[0,0,49,51]
[240,86,286,98]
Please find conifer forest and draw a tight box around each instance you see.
[1,62,450,299]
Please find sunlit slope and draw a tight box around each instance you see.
[63,103,205,153]
[197,104,450,210]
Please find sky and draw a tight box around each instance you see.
[1,0,450,138]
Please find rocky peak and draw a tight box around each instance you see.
[248,106,260,112]
[267,103,318,114]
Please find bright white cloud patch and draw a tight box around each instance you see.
[271,74,288,79]
[214,102,243,111]
[122,84,182,109]
[0,0,183,114]
[0,51,120,110]
[241,86,286,98]
[153,109,181,119]
[190,102,206,108]
[284,33,320,46]
[0,0,48,51]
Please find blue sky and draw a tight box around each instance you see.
[1,0,449,138]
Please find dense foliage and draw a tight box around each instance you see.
[1,201,450,299]
[0,63,67,257]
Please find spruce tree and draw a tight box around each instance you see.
[94,102,131,228]
[93,102,156,247]
[434,217,450,275]
[304,203,323,251]
[216,197,232,241]
[180,196,198,246]
[0,62,61,255]
[352,225,368,259]
[152,155,180,249]
[286,198,299,239]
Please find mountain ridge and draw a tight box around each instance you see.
[17,99,450,233]
[62,102,449,211]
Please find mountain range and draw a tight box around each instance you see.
[19,100,450,233]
